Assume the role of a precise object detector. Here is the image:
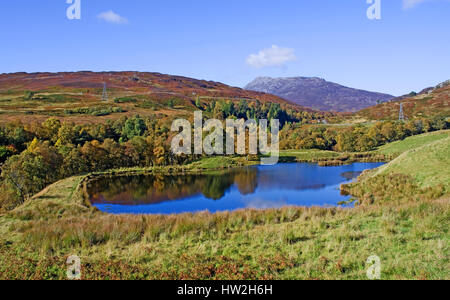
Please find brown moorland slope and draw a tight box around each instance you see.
[0,71,295,103]
[354,82,449,121]
[0,71,324,125]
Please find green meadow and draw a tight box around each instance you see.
[376,130,450,157]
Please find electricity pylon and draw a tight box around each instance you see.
[102,82,108,102]
[399,103,405,121]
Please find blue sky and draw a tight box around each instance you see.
[0,0,449,96]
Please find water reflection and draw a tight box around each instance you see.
[89,162,384,214]
[90,168,258,205]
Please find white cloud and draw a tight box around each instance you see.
[402,0,448,10]
[246,45,297,68]
[97,10,128,24]
[403,0,428,9]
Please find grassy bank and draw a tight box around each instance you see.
[375,130,449,157]
[279,149,388,166]
[343,136,450,206]
[0,131,449,280]
[375,137,450,189]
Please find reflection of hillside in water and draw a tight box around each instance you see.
[89,167,259,205]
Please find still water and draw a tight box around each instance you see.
[89,163,384,215]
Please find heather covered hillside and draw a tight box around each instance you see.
[0,72,290,104]
[0,72,328,125]
[355,80,450,121]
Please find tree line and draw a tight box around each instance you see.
[0,116,182,209]
[197,99,326,126]
[280,116,448,152]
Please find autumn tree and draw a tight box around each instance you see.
[39,118,62,143]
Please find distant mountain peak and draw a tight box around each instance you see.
[245,76,394,112]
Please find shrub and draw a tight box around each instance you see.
[64,106,125,116]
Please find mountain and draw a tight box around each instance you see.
[355,80,450,120]
[245,76,394,112]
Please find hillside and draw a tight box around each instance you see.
[376,130,450,157]
[343,133,450,206]
[245,76,393,112]
[0,72,292,103]
[374,137,450,189]
[0,72,317,124]
[355,80,450,120]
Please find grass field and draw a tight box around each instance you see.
[280,149,341,160]
[186,156,258,170]
[0,198,448,280]
[0,131,448,280]
[280,149,387,166]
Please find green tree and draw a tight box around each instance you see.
[121,116,147,141]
